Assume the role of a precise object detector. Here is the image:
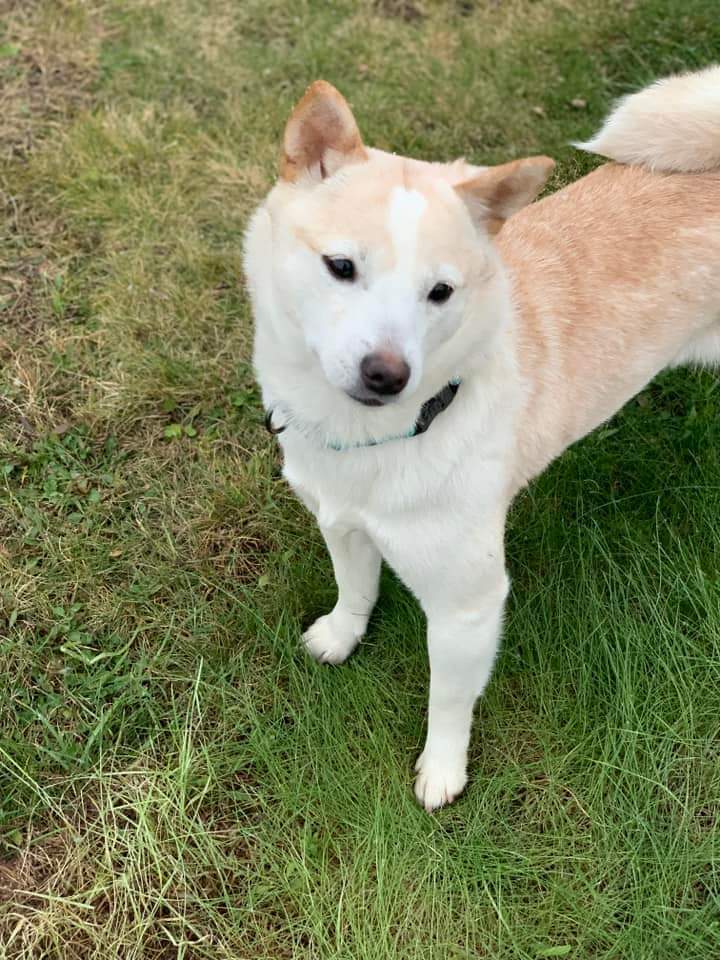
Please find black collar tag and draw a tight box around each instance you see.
[412,380,460,437]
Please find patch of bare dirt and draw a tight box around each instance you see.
[374,0,425,22]
[0,831,76,908]
[198,523,272,583]
[0,0,102,160]
[0,212,63,336]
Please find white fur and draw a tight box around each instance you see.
[247,166,516,808]
[245,66,720,812]
[577,64,720,172]
[387,187,426,270]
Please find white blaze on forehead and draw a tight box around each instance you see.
[386,187,427,272]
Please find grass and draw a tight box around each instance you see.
[1,0,719,956]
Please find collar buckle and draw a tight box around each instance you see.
[264,408,286,436]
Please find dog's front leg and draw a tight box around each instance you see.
[303,525,381,664]
[414,562,508,811]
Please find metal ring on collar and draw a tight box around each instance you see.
[264,408,286,435]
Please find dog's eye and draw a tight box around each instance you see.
[323,256,356,282]
[428,282,453,304]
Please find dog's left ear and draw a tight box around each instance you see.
[280,81,368,183]
[455,156,555,234]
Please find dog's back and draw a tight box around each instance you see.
[499,68,720,485]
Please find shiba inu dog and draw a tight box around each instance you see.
[244,67,720,810]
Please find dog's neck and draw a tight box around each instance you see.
[267,378,462,450]
[254,315,516,451]
[254,335,460,449]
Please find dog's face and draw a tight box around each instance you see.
[256,82,553,407]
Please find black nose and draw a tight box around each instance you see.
[360,352,411,396]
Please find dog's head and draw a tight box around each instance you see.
[251,81,553,408]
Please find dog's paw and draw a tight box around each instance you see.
[414,750,468,812]
[302,613,361,665]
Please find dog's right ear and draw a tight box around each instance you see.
[280,81,368,183]
[455,156,555,234]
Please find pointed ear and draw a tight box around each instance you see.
[280,81,368,183]
[455,156,555,234]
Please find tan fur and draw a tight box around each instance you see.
[578,65,720,172]
[274,81,720,494]
[280,80,367,182]
[500,163,720,487]
[247,71,720,811]
[277,150,494,275]
[456,156,555,234]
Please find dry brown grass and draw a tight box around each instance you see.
[0,0,104,160]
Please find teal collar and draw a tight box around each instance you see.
[265,379,461,452]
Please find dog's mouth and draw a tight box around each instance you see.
[349,394,386,407]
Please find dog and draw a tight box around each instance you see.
[244,66,720,810]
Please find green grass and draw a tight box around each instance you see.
[1,0,720,956]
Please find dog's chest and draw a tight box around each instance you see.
[281,428,507,543]
[283,442,426,525]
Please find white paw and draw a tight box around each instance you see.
[414,750,468,812]
[302,612,362,665]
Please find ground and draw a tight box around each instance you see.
[1,0,719,957]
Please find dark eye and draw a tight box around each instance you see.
[323,256,356,282]
[428,282,453,304]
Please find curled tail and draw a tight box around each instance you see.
[576,65,720,173]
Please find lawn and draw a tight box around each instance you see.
[1,0,719,957]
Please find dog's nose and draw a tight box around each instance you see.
[360,351,411,396]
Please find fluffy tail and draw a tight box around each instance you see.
[576,65,720,173]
